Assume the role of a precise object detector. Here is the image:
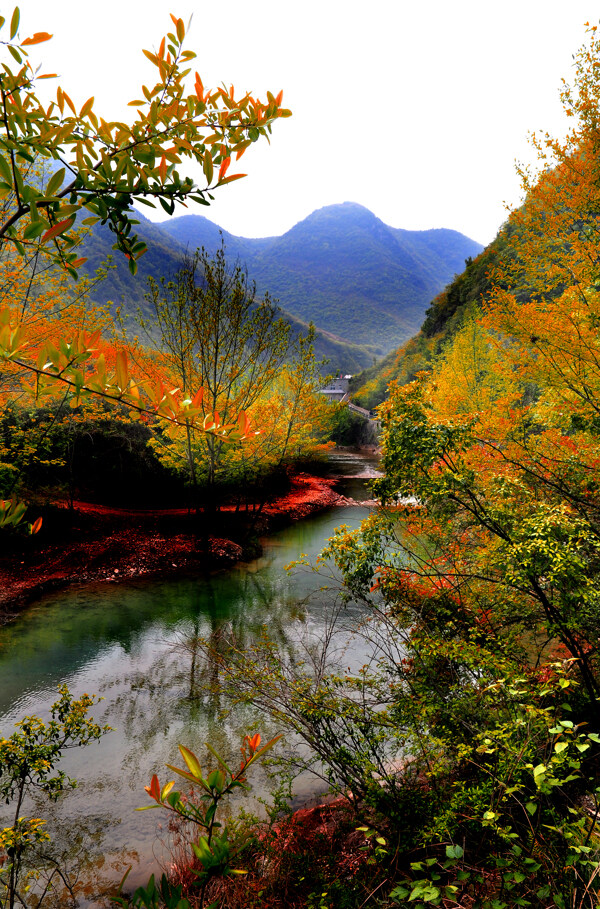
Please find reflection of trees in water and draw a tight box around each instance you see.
[4,792,140,909]
[184,567,309,701]
[101,562,312,772]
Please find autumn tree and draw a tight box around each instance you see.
[358,22,600,710]
[0,4,289,401]
[348,26,600,713]
[201,24,600,908]
[0,8,290,528]
[0,8,290,274]
[143,245,330,506]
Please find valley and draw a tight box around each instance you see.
[80,201,482,371]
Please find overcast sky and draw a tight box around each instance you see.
[16,1,600,245]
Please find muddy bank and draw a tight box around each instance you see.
[0,473,343,622]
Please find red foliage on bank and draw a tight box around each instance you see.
[0,473,343,621]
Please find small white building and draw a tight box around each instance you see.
[319,375,352,402]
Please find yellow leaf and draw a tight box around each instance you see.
[79,96,94,119]
[116,350,128,391]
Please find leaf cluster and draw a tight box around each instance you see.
[0,8,290,276]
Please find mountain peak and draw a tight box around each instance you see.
[82,202,483,368]
[295,201,380,227]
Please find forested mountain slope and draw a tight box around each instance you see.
[350,237,503,408]
[243,203,482,351]
[80,202,482,368]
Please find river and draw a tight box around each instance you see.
[0,451,379,906]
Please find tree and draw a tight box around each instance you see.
[143,244,329,506]
[212,324,332,513]
[0,4,289,409]
[0,8,290,276]
[0,686,108,909]
[195,23,600,908]
[0,8,290,529]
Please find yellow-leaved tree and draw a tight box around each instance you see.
[200,23,600,909]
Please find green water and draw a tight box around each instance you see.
[0,457,377,905]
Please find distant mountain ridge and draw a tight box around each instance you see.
[81,202,483,370]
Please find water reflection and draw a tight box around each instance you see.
[0,477,375,905]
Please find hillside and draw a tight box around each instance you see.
[245,204,482,351]
[80,203,482,370]
[350,237,504,409]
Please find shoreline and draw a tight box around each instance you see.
[0,473,344,623]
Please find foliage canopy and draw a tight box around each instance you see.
[198,23,600,909]
[0,7,289,276]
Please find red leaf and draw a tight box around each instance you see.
[145,774,161,802]
[218,157,231,182]
[41,217,75,244]
[159,154,167,183]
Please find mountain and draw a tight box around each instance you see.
[245,204,483,351]
[349,234,506,409]
[80,202,483,370]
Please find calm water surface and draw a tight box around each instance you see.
[0,453,379,905]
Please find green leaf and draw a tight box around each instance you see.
[0,155,12,184]
[45,168,65,197]
[159,196,175,215]
[192,836,212,863]
[204,742,232,775]
[445,844,464,859]
[8,43,22,63]
[202,151,213,184]
[206,769,225,791]
[23,220,44,239]
[135,147,155,166]
[10,7,19,40]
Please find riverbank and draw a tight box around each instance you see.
[0,473,343,621]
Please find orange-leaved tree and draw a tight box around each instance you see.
[206,24,600,908]
[369,24,600,711]
[0,8,290,529]
[0,8,290,275]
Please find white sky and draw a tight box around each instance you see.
[15,0,600,245]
